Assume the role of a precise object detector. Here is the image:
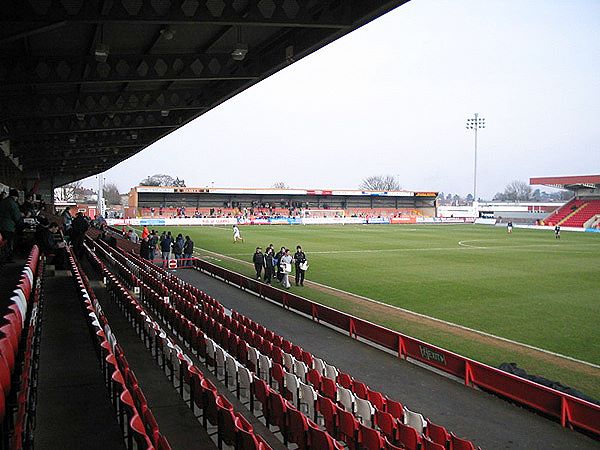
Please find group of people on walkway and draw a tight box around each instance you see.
[139,228,195,267]
[253,244,308,289]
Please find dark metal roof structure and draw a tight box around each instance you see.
[530,175,600,190]
[1,0,408,189]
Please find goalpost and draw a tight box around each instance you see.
[301,209,346,218]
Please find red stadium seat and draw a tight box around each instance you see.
[268,390,288,441]
[337,371,353,390]
[385,397,404,420]
[426,419,450,448]
[375,409,398,444]
[216,395,236,448]
[398,421,422,450]
[307,419,343,450]
[286,400,309,448]
[451,432,478,450]
[352,380,369,400]
[337,405,359,448]
[359,423,385,450]
[317,394,338,436]
[423,437,446,450]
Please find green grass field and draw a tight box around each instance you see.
[141,224,600,396]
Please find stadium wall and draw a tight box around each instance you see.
[106,216,475,227]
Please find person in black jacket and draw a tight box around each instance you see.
[264,248,275,284]
[252,247,264,280]
[70,212,89,258]
[140,236,151,260]
[183,236,194,266]
[294,245,307,286]
[38,222,68,269]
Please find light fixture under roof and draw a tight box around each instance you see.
[231,26,248,61]
[94,43,110,62]
[231,43,248,61]
[160,110,170,117]
[160,27,175,40]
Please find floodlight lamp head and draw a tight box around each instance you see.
[231,43,248,61]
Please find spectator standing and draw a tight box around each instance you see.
[252,247,264,280]
[183,235,194,266]
[140,236,151,260]
[141,226,149,239]
[264,248,275,284]
[294,245,308,286]
[149,231,158,262]
[129,229,139,243]
[280,249,293,289]
[0,189,23,261]
[274,246,285,282]
[61,207,73,234]
[173,233,184,266]
[70,212,89,258]
[160,231,173,267]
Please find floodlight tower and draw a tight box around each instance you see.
[466,113,485,208]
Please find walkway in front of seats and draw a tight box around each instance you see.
[35,272,126,450]
[81,259,216,450]
[176,269,600,450]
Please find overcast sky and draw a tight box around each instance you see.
[82,0,600,199]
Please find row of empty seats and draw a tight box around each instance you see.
[543,199,583,226]
[88,236,481,450]
[90,237,339,449]
[86,239,272,449]
[1,246,43,450]
[67,250,171,450]
[561,199,600,227]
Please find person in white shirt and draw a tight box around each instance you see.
[280,249,293,289]
[233,224,244,243]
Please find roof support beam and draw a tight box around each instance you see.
[0,54,258,88]
[2,1,352,29]
[0,89,212,119]
[8,110,191,137]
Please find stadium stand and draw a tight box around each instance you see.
[544,199,600,227]
[85,232,484,450]
[85,237,276,449]
[560,199,600,227]
[0,246,42,450]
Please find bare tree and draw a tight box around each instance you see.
[54,180,83,202]
[494,180,532,202]
[140,174,183,186]
[272,182,289,189]
[103,182,122,205]
[359,175,400,191]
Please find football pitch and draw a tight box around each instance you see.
[142,224,600,397]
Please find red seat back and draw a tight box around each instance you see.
[286,401,309,448]
[451,432,477,450]
[359,423,385,450]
